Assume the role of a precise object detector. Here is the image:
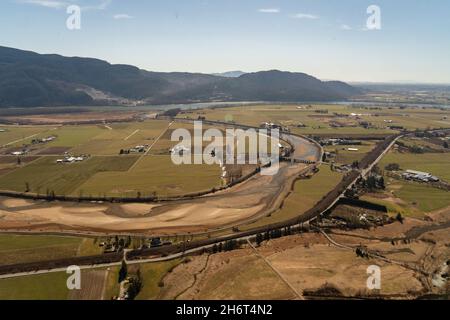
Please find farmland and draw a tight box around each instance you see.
[380,152,450,182]
[0,103,449,302]
[0,120,223,198]
[0,126,54,147]
[73,156,222,198]
[0,272,70,300]
[324,141,377,164]
[0,233,102,266]
[180,104,450,134]
[0,156,139,195]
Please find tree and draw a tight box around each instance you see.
[17,157,21,165]
[125,236,131,248]
[385,163,400,171]
[444,141,449,149]
[396,213,404,224]
[127,269,142,300]
[378,176,386,190]
[118,260,128,283]
[256,233,263,246]
[24,182,30,193]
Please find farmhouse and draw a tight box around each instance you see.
[32,136,56,144]
[121,145,149,154]
[170,145,190,155]
[402,169,440,182]
[56,155,86,164]
[11,150,28,156]
[320,138,362,146]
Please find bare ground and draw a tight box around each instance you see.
[158,213,449,300]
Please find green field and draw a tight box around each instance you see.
[380,151,450,182]
[0,120,222,197]
[0,126,53,147]
[325,142,376,164]
[10,120,170,155]
[0,272,70,300]
[135,260,182,300]
[74,155,222,197]
[0,156,138,195]
[181,104,450,133]
[0,234,103,266]
[361,145,450,217]
[363,180,450,217]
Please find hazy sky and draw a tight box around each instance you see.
[1,0,450,83]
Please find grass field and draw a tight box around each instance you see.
[242,166,342,230]
[0,126,53,147]
[181,104,450,133]
[102,266,121,300]
[135,259,182,300]
[0,156,139,195]
[8,120,171,156]
[0,120,224,197]
[325,142,376,164]
[363,180,450,217]
[0,272,70,300]
[0,234,103,266]
[74,155,222,197]
[380,151,450,182]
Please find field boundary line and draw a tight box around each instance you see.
[1,128,53,148]
[247,239,304,300]
[0,155,44,179]
[124,129,139,141]
[127,121,173,172]
[101,269,109,300]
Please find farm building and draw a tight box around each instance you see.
[402,170,440,182]
[56,155,86,164]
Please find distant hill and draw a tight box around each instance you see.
[0,46,360,107]
[212,71,247,78]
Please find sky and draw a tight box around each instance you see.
[0,0,450,83]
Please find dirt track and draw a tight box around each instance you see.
[0,134,320,235]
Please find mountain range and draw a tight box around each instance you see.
[0,46,361,108]
[212,71,247,78]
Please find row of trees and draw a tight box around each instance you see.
[118,260,143,300]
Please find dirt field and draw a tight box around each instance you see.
[158,208,449,300]
[68,270,108,300]
[160,251,295,300]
